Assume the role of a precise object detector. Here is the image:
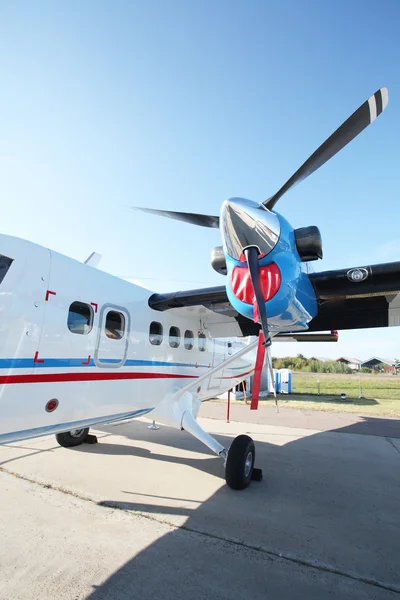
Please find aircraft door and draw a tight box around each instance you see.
[94,304,130,368]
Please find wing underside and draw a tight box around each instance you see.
[308,261,400,331]
[148,261,400,337]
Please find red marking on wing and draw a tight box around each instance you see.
[45,290,56,302]
[33,351,44,364]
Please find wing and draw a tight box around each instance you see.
[308,261,400,331]
[149,286,259,337]
[149,261,400,336]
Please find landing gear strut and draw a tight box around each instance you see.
[180,411,261,490]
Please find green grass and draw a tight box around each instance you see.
[259,372,400,416]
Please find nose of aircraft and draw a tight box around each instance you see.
[220,198,280,261]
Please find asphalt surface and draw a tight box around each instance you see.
[0,409,399,599]
[205,398,400,437]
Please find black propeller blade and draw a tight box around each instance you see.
[131,207,219,228]
[244,245,276,411]
[264,87,388,210]
[244,246,271,347]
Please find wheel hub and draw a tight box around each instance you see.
[70,429,85,438]
[244,451,253,478]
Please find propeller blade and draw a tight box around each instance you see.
[244,245,273,411]
[264,87,388,210]
[131,207,219,228]
[244,246,271,347]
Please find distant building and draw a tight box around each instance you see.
[336,357,362,371]
[360,357,398,374]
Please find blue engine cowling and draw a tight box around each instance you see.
[224,213,318,332]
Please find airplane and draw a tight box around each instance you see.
[0,87,398,491]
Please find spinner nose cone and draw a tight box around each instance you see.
[220,197,280,261]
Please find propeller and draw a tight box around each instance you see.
[244,246,271,348]
[244,246,277,411]
[264,87,388,210]
[130,88,389,410]
[132,207,219,228]
[131,88,388,224]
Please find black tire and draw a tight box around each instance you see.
[55,428,89,448]
[225,434,255,490]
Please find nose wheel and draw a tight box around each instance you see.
[225,435,257,490]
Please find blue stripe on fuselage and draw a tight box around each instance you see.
[0,358,211,369]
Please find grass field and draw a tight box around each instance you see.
[257,371,400,417]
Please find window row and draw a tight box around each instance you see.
[67,305,207,353]
[150,322,207,351]
[67,301,125,339]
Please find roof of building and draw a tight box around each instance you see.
[361,357,397,366]
[336,357,362,364]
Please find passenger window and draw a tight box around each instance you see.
[228,342,232,355]
[149,321,163,345]
[169,326,181,348]
[68,302,93,335]
[105,310,125,340]
[184,330,194,350]
[198,332,207,352]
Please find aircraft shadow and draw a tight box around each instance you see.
[75,439,223,478]
[82,416,400,599]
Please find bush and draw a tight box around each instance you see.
[272,356,352,374]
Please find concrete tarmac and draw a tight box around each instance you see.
[0,410,399,599]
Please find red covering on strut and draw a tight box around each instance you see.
[250,333,266,410]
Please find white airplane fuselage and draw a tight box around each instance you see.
[0,234,255,444]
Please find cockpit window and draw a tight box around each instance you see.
[0,255,13,286]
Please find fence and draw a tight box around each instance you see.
[292,371,400,400]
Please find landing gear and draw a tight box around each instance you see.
[225,435,255,490]
[179,409,261,490]
[55,428,89,448]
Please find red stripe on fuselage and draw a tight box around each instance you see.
[0,372,197,385]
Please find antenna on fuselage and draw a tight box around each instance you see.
[84,252,102,268]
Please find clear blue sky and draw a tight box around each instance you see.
[0,0,399,360]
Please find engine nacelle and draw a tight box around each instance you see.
[211,246,227,275]
[294,226,323,262]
